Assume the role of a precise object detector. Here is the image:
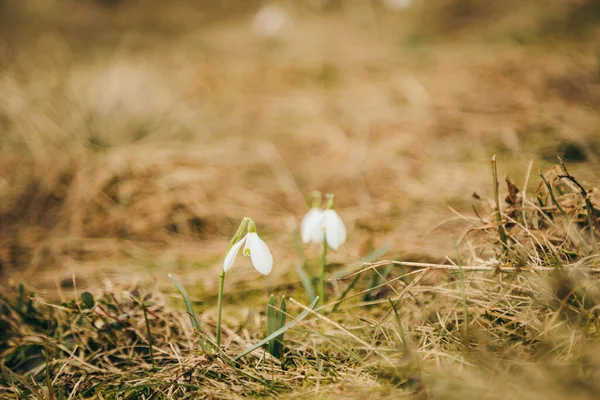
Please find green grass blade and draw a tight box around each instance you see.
[235,296,319,361]
[267,294,277,355]
[331,272,361,313]
[295,263,317,301]
[278,297,287,329]
[2,365,45,399]
[272,297,287,358]
[333,243,391,279]
[291,229,309,265]
[17,283,24,313]
[388,298,410,357]
[168,274,209,352]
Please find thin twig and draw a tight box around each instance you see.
[378,267,432,324]
[557,156,599,242]
[539,169,569,220]
[521,159,534,229]
[491,155,508,251]
[352,260,600,275]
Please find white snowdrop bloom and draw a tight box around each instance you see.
[382,0,413,11]
[252,4,288,38]
[301,207,324,244]
[223,230,273,275]
[302,208,347,251]
[322,209,347,250]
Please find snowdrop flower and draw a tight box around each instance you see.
[320,208,347,250]
[382,0,414,11]
[301,207,324,243]
[223,220,273,275]
[217,217,272,346]
[300,191,324,244]
[302,193,347,250]
[252,4,288,38]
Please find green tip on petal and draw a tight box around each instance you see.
[325,193,335,209]
[310,190,322,208]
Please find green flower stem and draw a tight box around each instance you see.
[216,269,226,347]
[319,237,328,309]
[230,217,251,247]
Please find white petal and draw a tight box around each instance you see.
[305,211,326,244]
[223,235,247,272]
[246,232,273,275]
[324,209,346,250]
[300,208,324,243]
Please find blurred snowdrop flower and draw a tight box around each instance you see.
[382,0,414,11]
[321,209,347,250]
[301,207,324,243]
[301,193,347,250]
[253,4,289,38]
[300,191,324,244]
[223,220,273,275]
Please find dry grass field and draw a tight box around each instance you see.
[1,0,600,398]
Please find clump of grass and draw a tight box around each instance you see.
[469,156,600,266]
[0,285,309,398]
[2,160,600,398]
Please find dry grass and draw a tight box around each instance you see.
[2,166,600,398]
[1,0,600,398]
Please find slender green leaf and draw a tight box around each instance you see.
[267,295,277,355]
[278,297,287,329]
[272,297,287,358]
[235,296,319,361]
[168,274,209,352]
[365,262,395,301]
[27,292,35,315]
[331,272,361,313]
[333,243,391,279]
[295,263,316,301]
[267,296,288,359]
[17,283,24,312]
[291,229,308,265]
[388,298,410,356]
[373,263,394,288]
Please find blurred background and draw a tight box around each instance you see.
[0,0,599,295]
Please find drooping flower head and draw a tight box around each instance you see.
[223,219,273,275]
[301,193,346,250]
[300,191,323,244]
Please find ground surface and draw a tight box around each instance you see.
[1,1,600,399]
